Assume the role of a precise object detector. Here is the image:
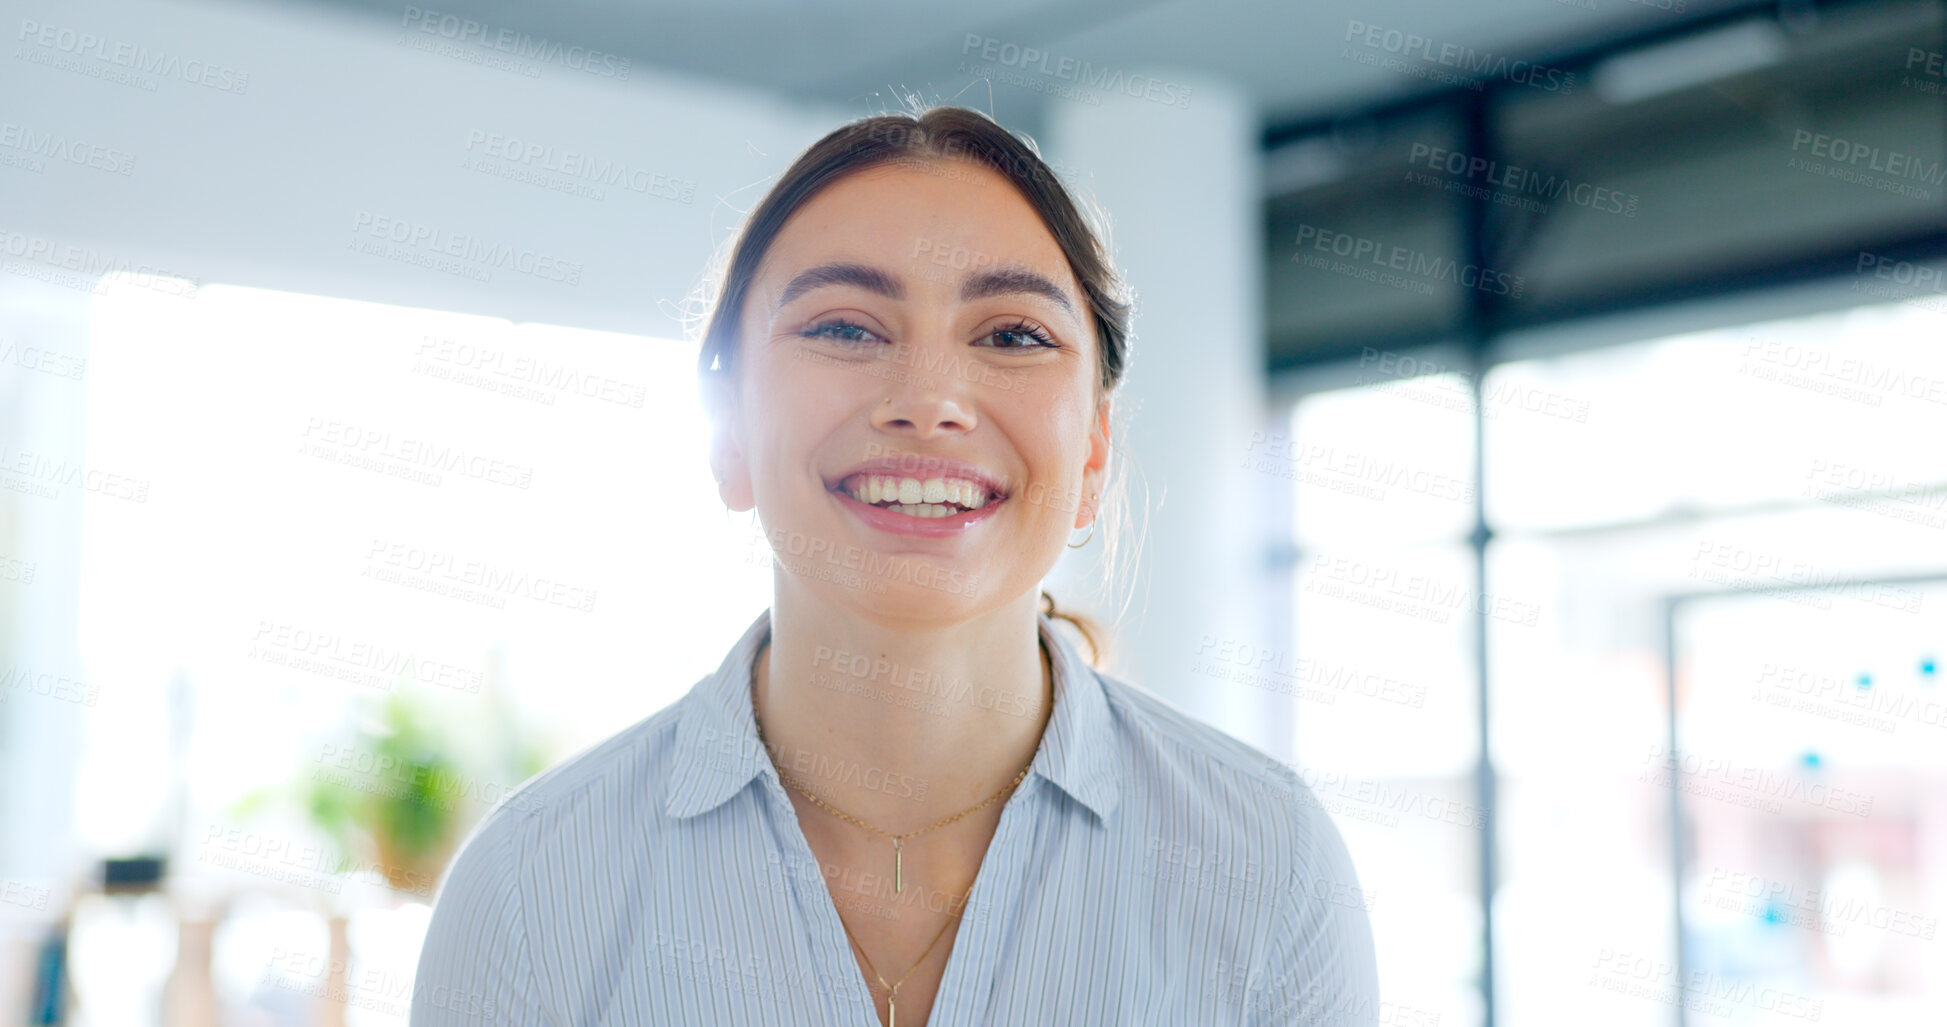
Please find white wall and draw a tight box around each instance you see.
[4,0,851,335]
[1044,76,1286,758]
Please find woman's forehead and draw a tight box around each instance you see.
[763,162,1075,283]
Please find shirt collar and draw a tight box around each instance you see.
[665,607,1122,823]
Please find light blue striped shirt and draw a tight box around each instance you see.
[411,608,1379,1025]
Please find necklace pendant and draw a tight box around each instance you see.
[892,837,903,894]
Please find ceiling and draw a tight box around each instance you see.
[260,0,1756,135]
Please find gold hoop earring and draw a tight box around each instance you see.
[1066,491,1099,549]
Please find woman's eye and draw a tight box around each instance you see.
[800,319,883,345]
[981,321,1059,350]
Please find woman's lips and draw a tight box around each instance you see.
[836,472,996,509]
[829,485,1005,538]
[827,456,1010,503]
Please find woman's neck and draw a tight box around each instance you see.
[751,582,1053,828]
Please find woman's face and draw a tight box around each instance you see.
[713,158,1111,622]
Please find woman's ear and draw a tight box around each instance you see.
[1079,393,1113,528]
[703,372,755,513]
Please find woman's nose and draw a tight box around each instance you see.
[870,360,977,437]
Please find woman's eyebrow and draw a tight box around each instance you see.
[773,260,1077,317]
[775,262,903,312]
[961,263,1077,317]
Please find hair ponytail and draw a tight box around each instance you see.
[1039,589,1108,669]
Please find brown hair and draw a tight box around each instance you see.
[693,104,1136,666]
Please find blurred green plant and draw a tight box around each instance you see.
[235,673,548,896]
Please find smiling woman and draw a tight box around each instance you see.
[410,105,1378,1027]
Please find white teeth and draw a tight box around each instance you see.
[842,473,996,514]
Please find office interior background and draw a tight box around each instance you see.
[3,0,1944,1023]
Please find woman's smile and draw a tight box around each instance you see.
[829,481,1008,537]
[823,453,1014,536]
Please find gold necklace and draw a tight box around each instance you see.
[834,898,960,1027]
[751,639,1049,894]
[766,746,1030,893]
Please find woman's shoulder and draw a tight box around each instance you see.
[1088,668,1350,859]
[446,680,705,862]
[1086,666,1377,988]
[1092,668,1301,796]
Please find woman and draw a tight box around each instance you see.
[411,105,1378,1027]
